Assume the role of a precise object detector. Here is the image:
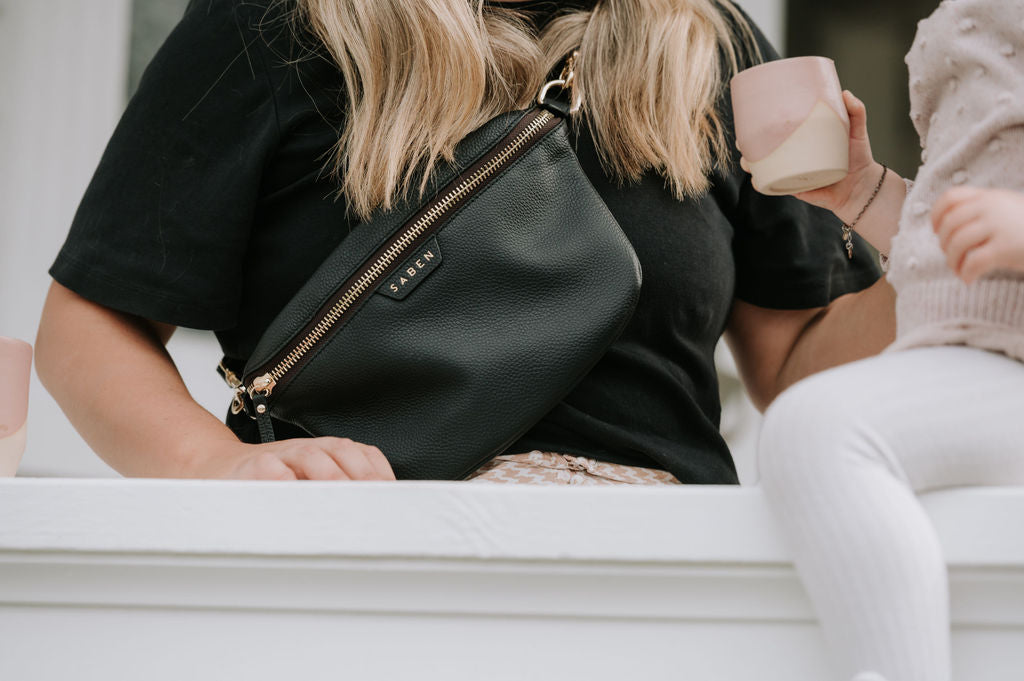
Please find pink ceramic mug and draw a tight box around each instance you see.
[731,56,850,196]
[0,337,32,476]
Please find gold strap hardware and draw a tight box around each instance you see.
[218,360,242,389]
[559,50,578,89]
[537,50,582,114]
[218,360,248,415]
[230,389,246,416]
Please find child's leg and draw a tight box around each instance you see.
[758,346,1024,681]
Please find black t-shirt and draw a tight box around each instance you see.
[50,0,880,483]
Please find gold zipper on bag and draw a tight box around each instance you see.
[241,108,556,405]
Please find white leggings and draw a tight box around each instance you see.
[758,346,1024,681]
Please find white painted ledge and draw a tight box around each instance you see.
[1,480,1022,681]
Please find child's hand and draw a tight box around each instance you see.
[932,187,1024,284]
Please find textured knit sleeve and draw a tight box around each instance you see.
[49,0,279,330]
[884,0,1024,360]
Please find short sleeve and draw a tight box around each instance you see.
[49,0,279,329]
[722,10,881,310]
[729,181,881,309]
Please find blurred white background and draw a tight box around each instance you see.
[0,0,782,479]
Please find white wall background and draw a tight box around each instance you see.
[0,0,784,480]
[0,0,133,477]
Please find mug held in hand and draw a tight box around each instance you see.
[731,56,850,196]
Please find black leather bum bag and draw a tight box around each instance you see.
[223,67,642,480]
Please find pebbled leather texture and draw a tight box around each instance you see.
[244,107,642,480]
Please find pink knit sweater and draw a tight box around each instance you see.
[887,0,1024,362]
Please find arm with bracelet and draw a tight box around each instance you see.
[792,91,911,259]
[725,90,909,407]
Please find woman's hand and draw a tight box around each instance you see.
[932,186,1024,284]
[750,89,906,255]
[36,283,398,481]
[790,91,884,222]
[193,437,397,481]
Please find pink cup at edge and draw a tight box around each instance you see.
[0,337,33,437]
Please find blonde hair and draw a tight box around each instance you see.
[292,0,759,219]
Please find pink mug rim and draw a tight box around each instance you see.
[730,55,839,89]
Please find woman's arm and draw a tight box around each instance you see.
[725,280,896,411]
[727,92,906,410]
[36,282,395,480]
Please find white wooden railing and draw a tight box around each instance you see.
[1,479,1022,681]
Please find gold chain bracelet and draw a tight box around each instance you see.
[841,164,888,260]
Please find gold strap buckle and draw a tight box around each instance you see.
[218,360,248,415]
[230,389,246,416]
[537,50,582,114]
[218,360,242,389]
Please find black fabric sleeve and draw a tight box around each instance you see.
[723,7,882,310]
[49,0,280,330]
[730,180,881,309]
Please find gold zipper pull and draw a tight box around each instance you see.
[248,373,277,398]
